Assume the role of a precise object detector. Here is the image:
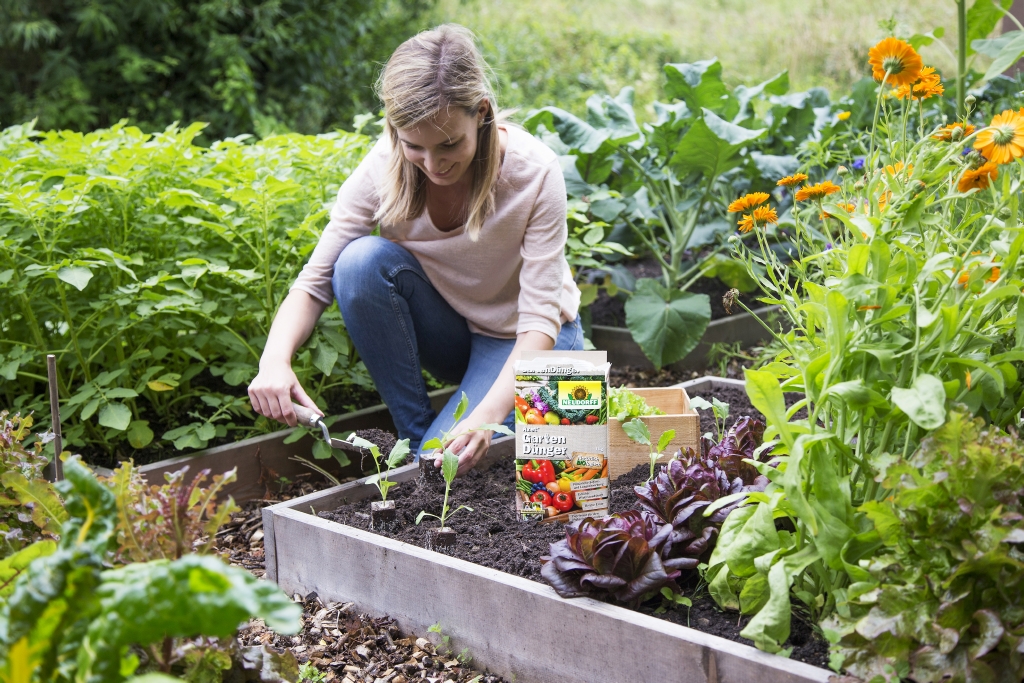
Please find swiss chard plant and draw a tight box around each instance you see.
[540,510,680,606]
[821,409,1024,682]
[525,59,850,368]
[708,36,1024,655]
[0,457,301,682]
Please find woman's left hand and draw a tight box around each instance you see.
[432,413,496,477]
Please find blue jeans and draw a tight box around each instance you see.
[333,236,583,457]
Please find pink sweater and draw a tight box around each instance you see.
[290,126,580,341]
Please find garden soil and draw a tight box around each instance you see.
[319,388,829,670]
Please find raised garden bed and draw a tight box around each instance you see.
[591,305,783,372]
[262,377,832,683]
[126,387,456,503]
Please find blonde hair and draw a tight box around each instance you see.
[374,24,503,241]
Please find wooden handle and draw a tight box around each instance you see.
[291,402,322,428]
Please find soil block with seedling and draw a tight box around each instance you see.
[349,434,410,533]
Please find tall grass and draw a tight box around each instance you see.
[434,0,990,119]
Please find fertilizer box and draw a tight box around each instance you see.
[513,351,610,523]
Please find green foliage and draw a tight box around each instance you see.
[0,0,432,137]
[0,457,301,683]
[606,386,664,422]
[0,121,374,466]
[357,436,411,503]
[823,411,1024,682]
[0,412,66,559]
[710,79,1024,653]
[526,60,848,368]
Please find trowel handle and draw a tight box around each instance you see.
[291,402,323,428]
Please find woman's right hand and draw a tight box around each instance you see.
[248,361,323,427]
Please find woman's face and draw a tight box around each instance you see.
[396,102,488,187]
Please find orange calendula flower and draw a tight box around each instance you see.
[795,181,841,202]
[885,161,913,177]
[988,266,1001,283]
[957,270,970,285]
[957,162,998,193]
[893,66,943,101]
[837,111,851,121]
[868,37,923,86]
[878,190,893,211]
[966,371,972,390]
[737,205,779,233]
[932,123,976,141]
[820,202,857,220]
[776,173,809,188]
[728,192,771,213]
[974,109,1024,164]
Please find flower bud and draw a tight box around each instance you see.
[951,125,964,142]
[854,179,867,190]
[998,207,1011,219]
[727,234,740,243]
[837,165,849,176]
[965,94,976,107]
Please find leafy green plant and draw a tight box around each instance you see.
[823,410,1024,682]
[353,435,410,503]
[298,662,327,683]
[0,121,373,466]
[607,386,664,422]
[688,396,730,441]
[707,47,1024,654]
[0,457,301,682]
[525,59,849,368]
[0,411,66,559]
[540,510,680,606]
[621,418,675,481]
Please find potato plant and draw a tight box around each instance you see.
[0,122,373,465]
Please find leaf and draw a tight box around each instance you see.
[126,420,154,449]
[1,471,68,533]
[477,423,515,437]
[966,0,1015,58]
[625,278,710,369]
[386,439,411,468]
[891,374,947,430]
[312,341,338,376]
[689,396,713,412]
[744,369,794,449]
[663,59,734,116]
[739,546,818,653]
[453,392,469,423]
[57,265,94,291]
[146,381,175,392]
[441,448,459,484]
[979,30,1024,81]
[622,418,651,446]
[98,402,133,431]
[421,437,443,452]
[671,109,766,179]
[656,429,676,453]
[0,540,57,598]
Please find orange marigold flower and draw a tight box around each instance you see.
[776,173,809,188]
[728,192,771,213]
[737,205,779,233]
[932,123,976,141]
[868,37,923,87]
[966,371,972,389]
[794,181,841,202]
[957,162,998,193]
[893,66,943,101]
[974,109,1024,164]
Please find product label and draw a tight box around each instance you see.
[573,487,609,502]
[557,381,602,410]
[569,478,609,491]
[579,498,609,512]
[568,509,608,524]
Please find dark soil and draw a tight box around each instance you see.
[318,387,829,670]
[590,258,737,327]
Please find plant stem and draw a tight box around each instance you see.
[957,0,967,119]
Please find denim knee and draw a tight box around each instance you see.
[332,236,410,305]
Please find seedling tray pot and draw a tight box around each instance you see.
[262,377,830,683]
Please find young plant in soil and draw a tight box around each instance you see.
[622,418,676,481]
[688,396,729,440]
[350,435,410,532]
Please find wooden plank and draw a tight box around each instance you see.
[138,387,456,502]
[592,305,783,371]
[607,387,700,480]
[269,505,830,683]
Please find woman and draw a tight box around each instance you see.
[248,24,582,476]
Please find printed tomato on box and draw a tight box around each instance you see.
[513,354,610,523]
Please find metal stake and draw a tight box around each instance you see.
[45,354,64,482]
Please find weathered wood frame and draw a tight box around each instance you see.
[591,305,782,371]
[262,376,832,683]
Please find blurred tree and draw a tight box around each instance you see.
[0,0,432,137]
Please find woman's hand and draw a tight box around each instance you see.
[432,411,498,477]
[248,361,322,427]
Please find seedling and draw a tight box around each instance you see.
[654,586,692,615]
[688,396,729,441]
[622,418,676,481]
[351,435,410,532]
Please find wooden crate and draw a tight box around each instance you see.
[608,386,700,480]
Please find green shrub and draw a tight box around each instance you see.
[0,0,432,137]
[0,121,373,466]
